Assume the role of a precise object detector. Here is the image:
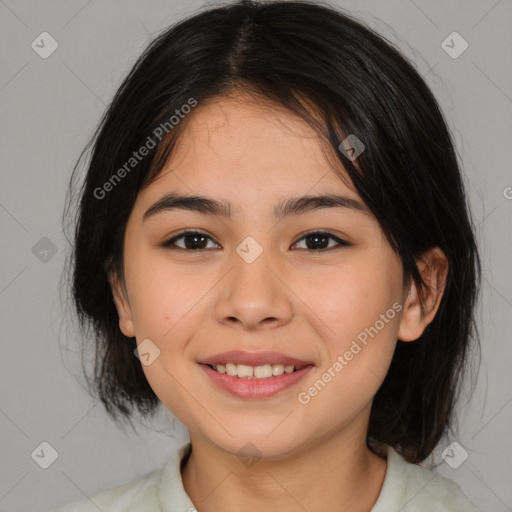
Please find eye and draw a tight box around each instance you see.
[291,231,350,251]
[162,230,220,251]
[161,229,350,252]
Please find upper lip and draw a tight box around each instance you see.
[198,350,314,367]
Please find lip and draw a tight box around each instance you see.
[198,350,314,367]
[199,363,314,399]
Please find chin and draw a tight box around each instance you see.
[203,428,309,462]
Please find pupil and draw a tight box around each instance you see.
[308,234,328,250]
[185,233,206,250]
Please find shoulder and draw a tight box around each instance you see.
[50,440,194,512]
[372,446,482,512]
[50,468,162,512]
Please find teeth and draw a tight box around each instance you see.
[254,364,272,378]
[212,363,304,378]
[237,364,254,378]
[272,364,284,376]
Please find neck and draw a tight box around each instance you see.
[181,419,386,512]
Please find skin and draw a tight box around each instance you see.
[109,91,448,512]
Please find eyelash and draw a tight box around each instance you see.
[161,230,351,252]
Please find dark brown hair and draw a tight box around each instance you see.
[63,0,481,463]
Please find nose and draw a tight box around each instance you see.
[213,247,294,331]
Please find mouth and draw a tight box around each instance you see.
[197,350,315,399]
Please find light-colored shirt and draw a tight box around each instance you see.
[52,441,481,511]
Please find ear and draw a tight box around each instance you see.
[107,268,136,338]
[397,247,449,342]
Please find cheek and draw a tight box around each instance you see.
[125,269,206,427]
[297,255,401,346]
[294,257,401,406]
[126,250,208,339]
[123,251,215,407]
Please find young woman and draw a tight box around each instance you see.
[55,0,482,510]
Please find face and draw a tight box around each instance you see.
[109,92,437,460]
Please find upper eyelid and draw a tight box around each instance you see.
[163,229,219,248]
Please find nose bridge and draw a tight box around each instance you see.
[233,237,273,289]
[214,235,293,329]
[231,234,278,301]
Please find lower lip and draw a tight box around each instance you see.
[199,364,314,399]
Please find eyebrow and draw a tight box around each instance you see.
[142,192,372,222]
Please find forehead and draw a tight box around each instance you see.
[143,92,359,207]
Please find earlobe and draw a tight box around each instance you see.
[397,282,423,342]
[397,247,449,342]
[107,269,136,338]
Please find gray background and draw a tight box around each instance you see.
[1,0,511,510]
